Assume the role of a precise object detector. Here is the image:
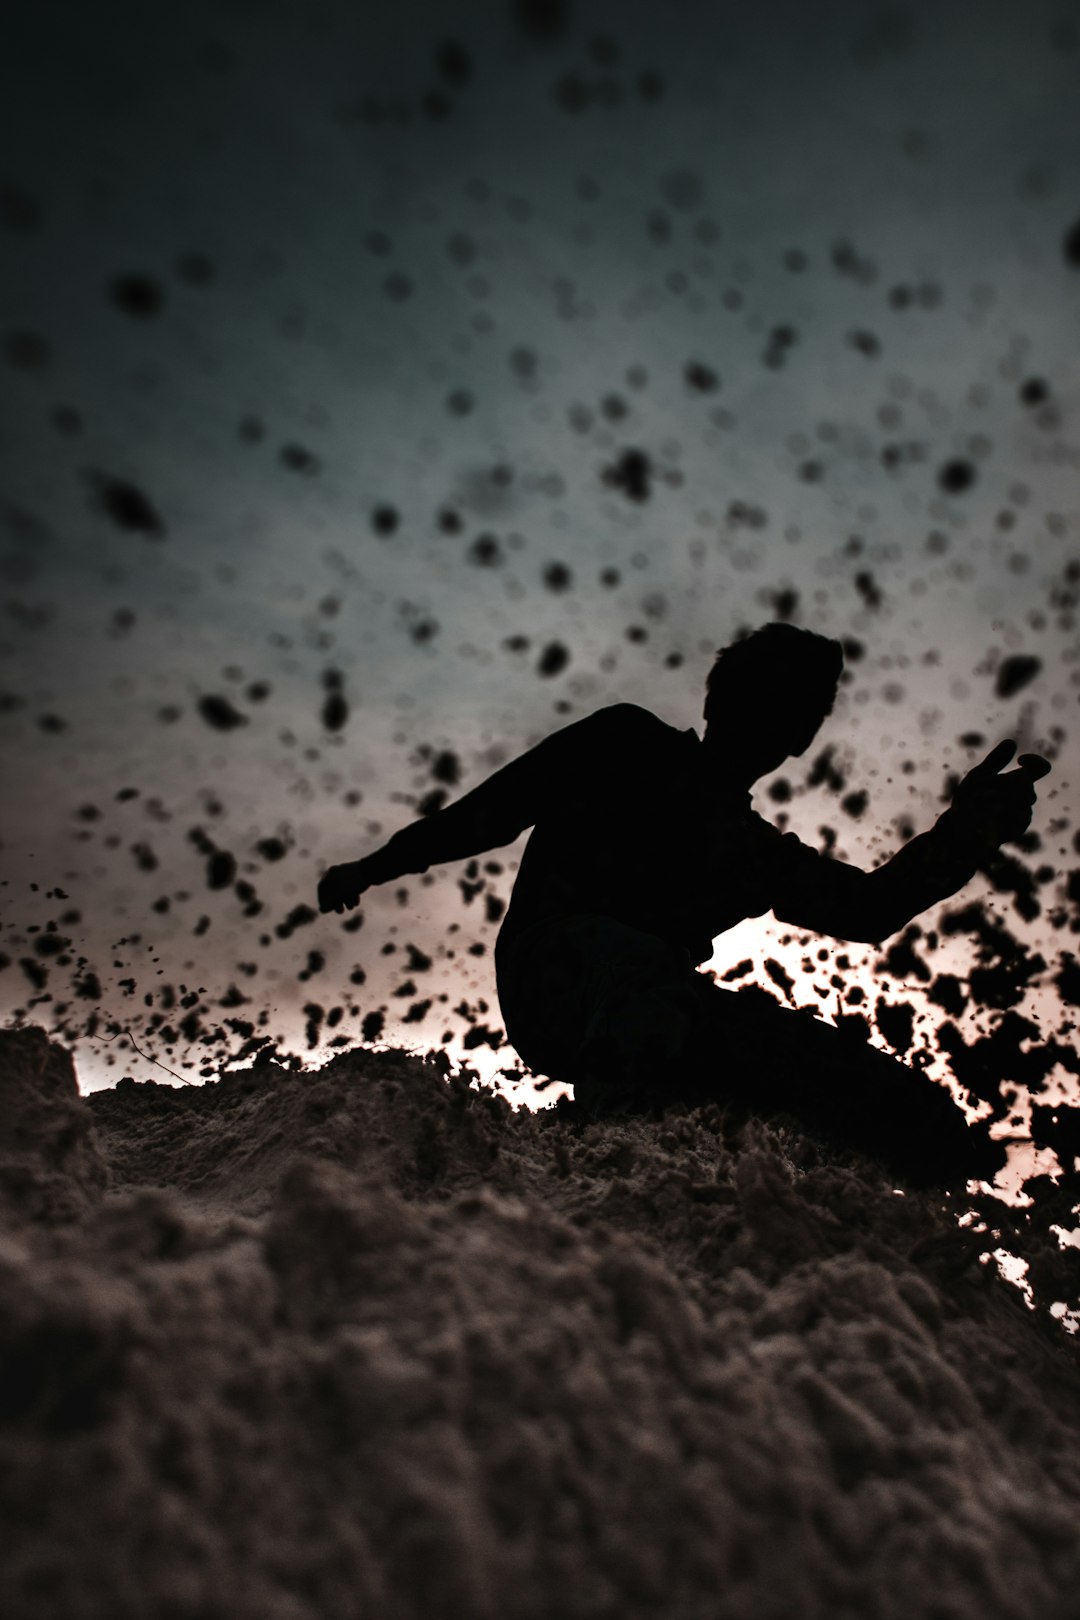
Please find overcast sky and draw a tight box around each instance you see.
[2,0,1079,1107]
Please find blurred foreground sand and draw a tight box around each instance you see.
[2,1024,1079,1620]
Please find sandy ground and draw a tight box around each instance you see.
[2,1023,1080,1620]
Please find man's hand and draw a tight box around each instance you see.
[317,856,387,915]
[950,739,1051,850]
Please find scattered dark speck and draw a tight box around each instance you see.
[847,329,881,358]
[995,655,1041,699]
[206,850,236,890]
[197,694,248,731]
[431,750,460,785]
[603,447,652,502]
[280,443,320,474]
[361,1009,385,1042]
[469,533,502,566]
[684,360,719,392]
[938,458,975,494]
[110,273,165,317]
[537,640,569,678]
[322,691,348,732]
[542,562,572,592]
[92,474,165,537]
[410,617,439,645]
[875,997,915,1055]
[854,571,882,609]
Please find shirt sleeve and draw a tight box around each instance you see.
[770,807,983,944]
[369,703,647,882]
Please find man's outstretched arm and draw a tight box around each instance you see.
[317,703,642,914]
[771,741,1050,945]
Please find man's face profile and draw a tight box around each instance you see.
[705,655,836,783]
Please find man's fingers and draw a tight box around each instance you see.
[1017,753,1052,781]
[969,739,1016,779]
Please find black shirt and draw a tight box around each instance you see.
[375,703,982,962]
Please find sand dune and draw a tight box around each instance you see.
[2,1023,1080,1619]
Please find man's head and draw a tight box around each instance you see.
[703,622,844,783]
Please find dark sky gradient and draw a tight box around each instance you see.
[2,0,1080,1144]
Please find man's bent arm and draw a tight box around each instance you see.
[771,807,983,945]
[364,703,638,884]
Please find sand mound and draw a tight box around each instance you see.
[2,1027,1080,1620]
[0,1026,109,1225]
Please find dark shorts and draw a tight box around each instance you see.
[495,912,1005,1187]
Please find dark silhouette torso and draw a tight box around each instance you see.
[377,699,980,964]
[501,706,799,964]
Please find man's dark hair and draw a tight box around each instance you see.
[704,622,844,730]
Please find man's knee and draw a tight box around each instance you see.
[599,978,702,1057]
[573,979,707,1118]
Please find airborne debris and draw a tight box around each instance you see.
[90,473,166,536]
[197,694,248,731]
[995,655,1041,699]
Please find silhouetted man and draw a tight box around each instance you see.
[317,624,1049,1185]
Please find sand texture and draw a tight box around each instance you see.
[2,1024,1080,1620]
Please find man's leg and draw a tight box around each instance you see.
[574,974,707,1117]
[497,914,702,1113]
[576,968,1005,1187]
[696,986,1006,1185]
[555,928,707,1117]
